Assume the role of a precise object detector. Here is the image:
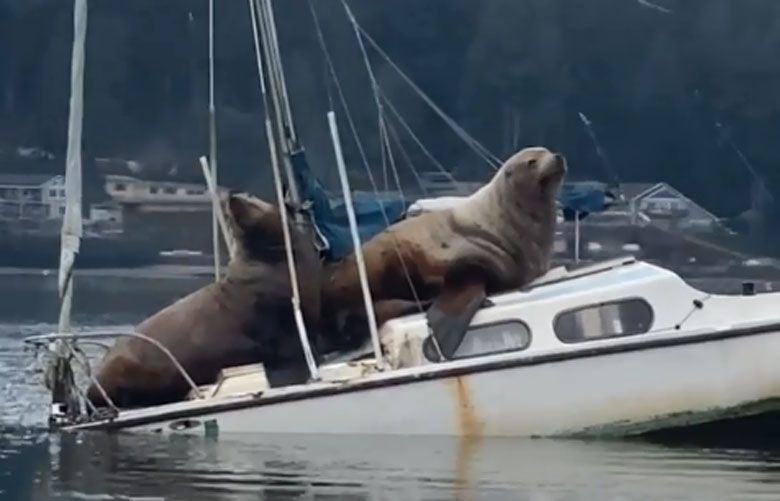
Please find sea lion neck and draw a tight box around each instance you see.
[225,260,278,284]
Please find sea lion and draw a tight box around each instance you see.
[322,146,566,354]
[86,193,322,409]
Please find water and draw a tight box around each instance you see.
[1,270,779,500]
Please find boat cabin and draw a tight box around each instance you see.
[189,256,777,401]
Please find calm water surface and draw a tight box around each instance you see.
[0,271,778,500]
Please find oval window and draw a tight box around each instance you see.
[424,320,531,362]
[554,298,653,343]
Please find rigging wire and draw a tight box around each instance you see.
[248,0,320,380]
[340,0,406,203]
[384,111,427,196]
[308,0,424,312]
[208,0,221,281]
[378,89,458,185]
[345,10,502,169]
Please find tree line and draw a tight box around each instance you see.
[1,0,778,251]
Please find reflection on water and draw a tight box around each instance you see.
[0,272,779,500]
[1,430,779,500]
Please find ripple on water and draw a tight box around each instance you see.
[0,323,59,428]
[0,433,772,501]
[0,322,137,428]
[1,290,779,499]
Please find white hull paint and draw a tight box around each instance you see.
[75,327,780,437]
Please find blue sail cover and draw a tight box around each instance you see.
[558,181,617,221]
[290,150,408,261]
[291,149,616,259]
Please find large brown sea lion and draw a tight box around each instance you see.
[86,193,322,409]
[322,146,566,354]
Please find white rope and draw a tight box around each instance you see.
[248,0,267,96]
[208,0,221,281]
[254,0,302,207]
[261,0,297,145]
[249,0,320,380]
[384,116,428,196]
[309,0,424,312]
[379,89,458,185]
[382,120,405,202]
[340,0,406,203]
[266,116,320,380]
[345,7,502,169]
[307,0,371,176]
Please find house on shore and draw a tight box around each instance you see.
[619,182,723,231]
[0,174,68,220]
[556,181,741,266]
[101,172,228,253]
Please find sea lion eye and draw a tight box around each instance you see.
[527,159,538,169]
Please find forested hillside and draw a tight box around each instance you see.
[1,0,778,249]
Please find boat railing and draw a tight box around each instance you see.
[23,330,204,422]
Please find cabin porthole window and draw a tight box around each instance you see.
[423,320,531,362]
[554,298,653,344]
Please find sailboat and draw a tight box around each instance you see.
[23,0,780,437]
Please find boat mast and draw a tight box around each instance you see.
[208,0,221,281]
[52,0,88,420]
[253,0,303,215]
[248,0,319,380]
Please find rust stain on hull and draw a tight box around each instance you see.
[452,376,484,439]
[450,376,484,501]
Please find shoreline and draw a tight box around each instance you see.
[0,264,220,280]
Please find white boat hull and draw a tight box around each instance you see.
[81,326,780,437]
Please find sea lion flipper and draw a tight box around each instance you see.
[425,266,488,361]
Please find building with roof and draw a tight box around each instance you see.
[101,173,229,253]
[103,174,226,210]
[615,182,723,231]
[0,173,67,220]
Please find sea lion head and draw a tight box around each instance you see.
[500,146,567,200]
[477,146,566,254]
[224,192,291,263]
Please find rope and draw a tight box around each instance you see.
[307,0,371,178]
[253,0,303,207]
[382,118,405,203]
[249,0,320,379]
[714,121,774,204]
[260,0,297,145]
[384,114,428,196]
[340,0,406,203]
[344,6,502,169]
[208,0,221,282]
[577,111,622,191]
[379,89,458,185]
[309,0,425,312]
